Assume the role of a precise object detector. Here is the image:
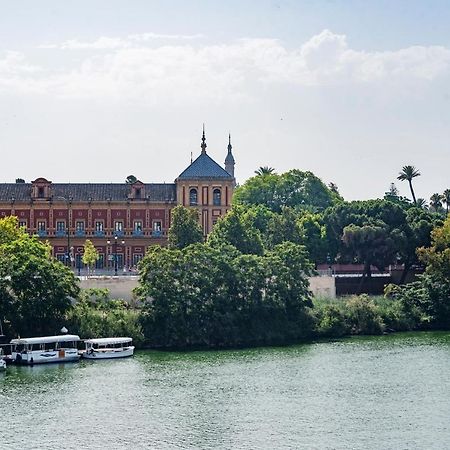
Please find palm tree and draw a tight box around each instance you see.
[416,198,428,209]
[397,165,421,204]
[442,189,450,214]
[254,166,275,176]
[429,193,443,212]
[328,182,339,194]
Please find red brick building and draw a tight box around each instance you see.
[0,130,236,271]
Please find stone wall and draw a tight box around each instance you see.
[79,275,337,301]
[308,276,336,299]
[79,276,139,301]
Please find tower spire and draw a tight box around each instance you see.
[201,124,207,154]
[225,132,235,178]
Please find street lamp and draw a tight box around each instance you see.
[77,248,82,276]
[107,236,125,276]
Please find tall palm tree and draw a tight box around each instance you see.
[429,193,443,212]
[416,198,428,209]
[397,165,421,204]
[442,189,450,214]
[255,166,275,176]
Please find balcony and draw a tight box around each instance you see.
[114,230,125,237]
[152,230,162,238]
[132,229,144,237]
[55,230,66,237]
[94,230,105,237]
[37,229,47,237]
[75,230,85,237]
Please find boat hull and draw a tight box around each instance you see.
[81,346,134,360]
[11,349,80,365]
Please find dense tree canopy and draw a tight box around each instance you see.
[136,242,314,348]
[0,216,79,337]
[233,169,341,213]
[168,206,204,249]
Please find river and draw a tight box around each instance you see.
[2,332,450,449]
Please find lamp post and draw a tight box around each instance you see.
[77,248,81,276]
[107,235,125,276]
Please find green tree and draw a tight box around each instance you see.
[168,206,203,249]
[266,207,302,248]
[429,193,443,213]
[296,212,328,264]
[0,216,79,337]
[234,169,340,213]
[254,166,275,176]
[387,216,450,329]
[397,207,440,283]
[417,215,450,279]
[416,198,428,209]
[207,208,264,255]
[442,189,450,214]
[136,241,314,348]
[82,239,99,275]
[342,222,400,279]
[324,199,407,265]
[397,165,421,205]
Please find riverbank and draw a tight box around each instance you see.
[61,292,430,351]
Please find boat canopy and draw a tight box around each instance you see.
[84,337,132,345]
[10,335,81,345]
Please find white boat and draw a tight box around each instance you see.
[10,335,81,365]
[81,337,135,359]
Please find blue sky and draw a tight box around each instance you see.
[0,1,449,201]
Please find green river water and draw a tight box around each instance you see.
[2,332,450,449]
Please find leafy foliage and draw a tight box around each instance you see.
[135,242,314,348]
[234,169,341,213]
[82,239,99,274]
[168,206,203,249]
[0,216,79,338]
[67,288,144,345]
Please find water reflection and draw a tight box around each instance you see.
[2,332,450,449]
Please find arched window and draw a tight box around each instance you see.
[189,188,198,206]
[213,188,221,206]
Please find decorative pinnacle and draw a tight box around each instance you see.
[228,133,232,152]
[201,124,207,154]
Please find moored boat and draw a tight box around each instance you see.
[81,337,134,359]
[10,335,81,365]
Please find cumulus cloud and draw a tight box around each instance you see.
[2,30,450,102]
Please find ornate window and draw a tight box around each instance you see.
[213,189,221,206]
[189,188,198,206]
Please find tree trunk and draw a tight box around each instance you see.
[408,180,417,204]
[358,261,371,293]
[399,262,411,285]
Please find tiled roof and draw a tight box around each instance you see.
[177,153,234,180]
[0,183,177,203]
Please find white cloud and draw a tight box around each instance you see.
[3,30,450,101]
[39,32,205,50]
